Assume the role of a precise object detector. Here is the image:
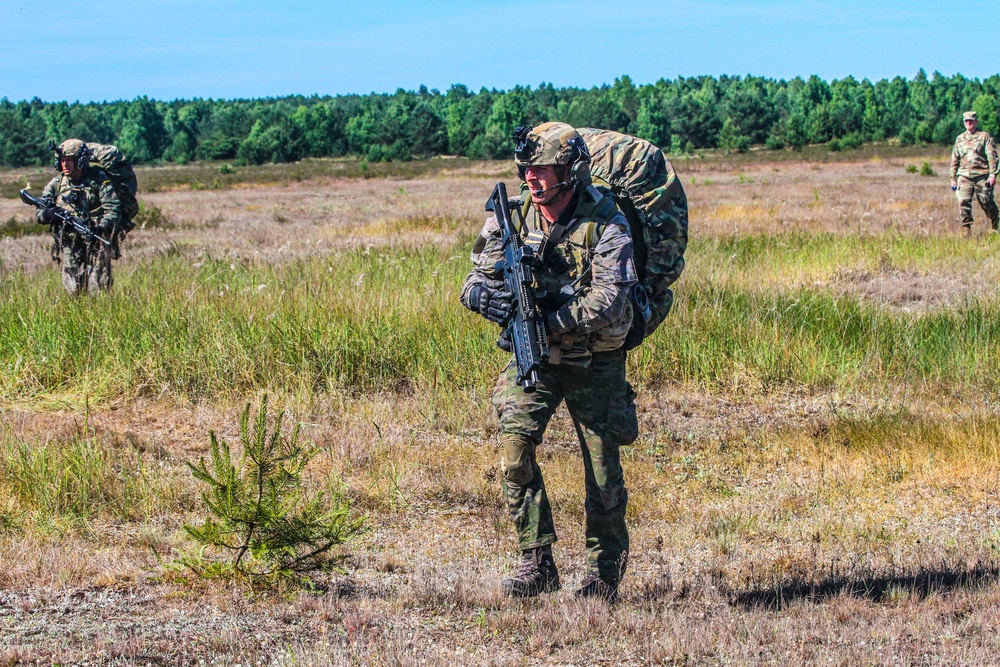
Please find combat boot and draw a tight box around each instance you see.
[501,545,560,597]
[574,572,620,603]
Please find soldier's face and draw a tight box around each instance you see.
[524,165,564,205]
[59,156,82,179]
[965,118,979,133]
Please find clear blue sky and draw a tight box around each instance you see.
[1,0,994,103]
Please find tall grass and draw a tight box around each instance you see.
[0,425,180,526]
[2,231,1000,403]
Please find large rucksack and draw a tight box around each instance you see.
[578,128,688,340]
[88,143,138,232]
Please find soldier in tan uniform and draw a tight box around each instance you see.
[950,111,999,233]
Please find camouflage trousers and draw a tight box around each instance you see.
[491,350,638,580]
[955,175,999,228]
[60,239,113,295]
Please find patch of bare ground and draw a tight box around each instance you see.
[5,152,1000,664]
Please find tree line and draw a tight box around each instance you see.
[2,69,999,168]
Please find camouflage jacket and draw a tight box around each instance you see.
[950,130,998,179]
[462,186,637,366]
[36,167,122,239]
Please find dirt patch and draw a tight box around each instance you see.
[831,268,997,310]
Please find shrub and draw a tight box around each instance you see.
[182,395,364,580]
[134,201,173,229]
[905,164,919,174]
[920,161,936,177]
[840,132,864,150]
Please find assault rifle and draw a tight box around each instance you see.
[486,182,549,393]
[19,188,111,247]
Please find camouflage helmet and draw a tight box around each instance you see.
[53,138,91,170]
[513,122,592,188]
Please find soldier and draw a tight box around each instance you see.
[36,139,122,294]
[461,122,639,601]
[950,111,999,234]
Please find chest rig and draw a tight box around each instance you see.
[513,184,620,316]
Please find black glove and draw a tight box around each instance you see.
[470,280,514,325]
[96,222,115,237]
[41,206,59,223]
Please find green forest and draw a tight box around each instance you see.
[2,69,998,167]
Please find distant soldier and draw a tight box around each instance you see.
[950,111,999,234]
[36,139,122,294]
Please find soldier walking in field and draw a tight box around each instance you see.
[950,111,999,234]
[36,139,123,294]
[461,123,639,601]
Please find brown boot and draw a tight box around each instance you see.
[574,572,620,602]
[501,545,560,597]
[963,225,973,237]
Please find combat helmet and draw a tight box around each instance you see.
[512,122,592,189]
[53,138,91,171]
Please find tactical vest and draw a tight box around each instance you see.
[515,186,633,362]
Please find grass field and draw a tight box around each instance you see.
[3,146,1000,665]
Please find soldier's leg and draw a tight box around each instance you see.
[975,178,999,229]
[61,242,88,296]
[89,244,114,292]
[562,350,637,584]
[491,359,563,550]
[956,176,975,228]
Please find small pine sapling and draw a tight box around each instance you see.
[183,395,363,579]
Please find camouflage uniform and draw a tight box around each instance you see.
[37,167,121,295]
[461,183,639,583]
[950,127,999,229]
[579,128,688,335]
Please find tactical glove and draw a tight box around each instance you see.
[470,280,514,325]
[40,207,59,223]
[96,222,115,237]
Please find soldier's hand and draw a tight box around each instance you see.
[990,175,997,188]
[471,281,514,325]
[96,222,115,238]
[951,179,958,191]
[41,206,59,223]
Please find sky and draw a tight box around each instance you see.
[2,0,996,103]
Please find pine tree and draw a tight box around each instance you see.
[184,395,363,579]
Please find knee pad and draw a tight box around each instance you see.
[500,436,534,487]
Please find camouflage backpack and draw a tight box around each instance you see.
[577,128,688,341]
[88,143,138,232]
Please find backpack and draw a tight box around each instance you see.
[578,128,688,340]
[88,143,138,232]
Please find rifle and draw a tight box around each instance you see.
[19,188,111,247]
[486,182,549,393]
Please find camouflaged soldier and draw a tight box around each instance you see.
[461,122,639,601]
[950,111,999,233]
[37,139,122,294]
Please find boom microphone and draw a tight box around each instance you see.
[531,181,570,197]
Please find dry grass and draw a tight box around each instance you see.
[4,148,1000,665]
